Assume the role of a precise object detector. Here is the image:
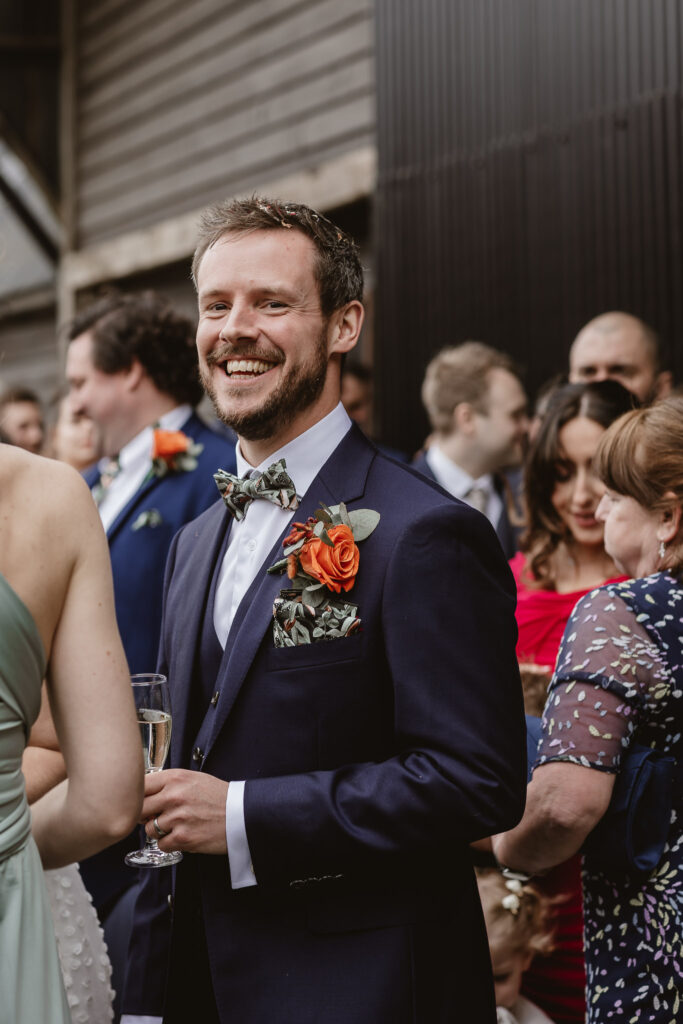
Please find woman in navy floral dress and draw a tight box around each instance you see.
[494,397,683,1022]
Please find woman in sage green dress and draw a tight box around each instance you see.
[0,444,142,1023]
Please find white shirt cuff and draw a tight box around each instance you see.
[225,780,257,888]
[121,1017,163,1024]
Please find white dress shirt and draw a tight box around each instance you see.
[95,405,193,531]
[425,443,503,529]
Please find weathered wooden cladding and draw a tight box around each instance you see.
[0,303,59,403]
[74,0,376,246]
[375,0,683,455]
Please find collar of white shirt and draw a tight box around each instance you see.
[95,404,193,531]
[424,444,503,528]
[425,444,493,500]
[234,400,352,497]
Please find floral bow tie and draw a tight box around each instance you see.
[214,458,300,521]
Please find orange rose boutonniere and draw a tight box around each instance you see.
[150,427,203,478]
[297,524,360,593]
[268,503,379,646]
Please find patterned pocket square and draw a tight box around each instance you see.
[272,591,361,647]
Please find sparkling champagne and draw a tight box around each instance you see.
[138,709,172,772]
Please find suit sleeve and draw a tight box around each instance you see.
[244,502,527,885]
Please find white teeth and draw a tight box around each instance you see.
[225,359,271,376]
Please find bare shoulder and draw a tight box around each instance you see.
[0,449,104,641]
[1,444,87,488]
[3,447,96,532]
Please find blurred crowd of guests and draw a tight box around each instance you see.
[0,384,101,470]
[342,310,682,1024]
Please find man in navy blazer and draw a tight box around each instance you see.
[123,200,526,1023]
[414,342,529,560]
[65,290,236,1016]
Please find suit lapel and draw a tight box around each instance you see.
[106,412,213,542]
[204,425,375,756]
[84,465,99,489]
[106,472,161,541]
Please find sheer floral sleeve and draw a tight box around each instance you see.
[535,585,673,773]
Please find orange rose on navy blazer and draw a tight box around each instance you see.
[298,525,359,592]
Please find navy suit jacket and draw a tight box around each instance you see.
[127,425,526,1022]
[80,411,236,910]
[83,411,236,675]
[412,450,521,560]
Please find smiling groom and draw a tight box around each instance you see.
[123,197,527,1024]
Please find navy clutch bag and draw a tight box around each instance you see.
[583,744,676,874]
[525,716,676,875]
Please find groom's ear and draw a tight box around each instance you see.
[327,301,364,358]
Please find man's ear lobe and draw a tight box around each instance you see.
[453,402,475,434]
[655,370,673,399]
[329,301,364,356]
[125,359,145,392]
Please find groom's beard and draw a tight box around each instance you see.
[201,328,329,442]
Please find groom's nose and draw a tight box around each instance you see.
[218,300,260,345]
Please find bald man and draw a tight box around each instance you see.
[569,311,672,404]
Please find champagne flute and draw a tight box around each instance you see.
[125,673,183,868]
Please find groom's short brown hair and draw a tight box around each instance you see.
[192,195,364,318]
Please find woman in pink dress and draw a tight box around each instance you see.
[510,379,634,1024]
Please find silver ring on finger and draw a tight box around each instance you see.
[153,816,170,839]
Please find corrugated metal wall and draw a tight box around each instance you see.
[375,0,683,454]
[74,0,375,246]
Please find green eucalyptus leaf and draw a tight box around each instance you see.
[348,509,380,542]
[303,585,326,608]
[283,538,305,556]
[267,557,290,575]
[315,508,332,524]
[337,502,352,527]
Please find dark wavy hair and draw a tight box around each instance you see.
[522,379,638,588]
[191,195,364,317]
[67,291,203,406]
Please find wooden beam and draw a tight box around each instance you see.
[0,171,59,261]
[60,145,377,292]
[0,285,56,323]
[56,0,78,363]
